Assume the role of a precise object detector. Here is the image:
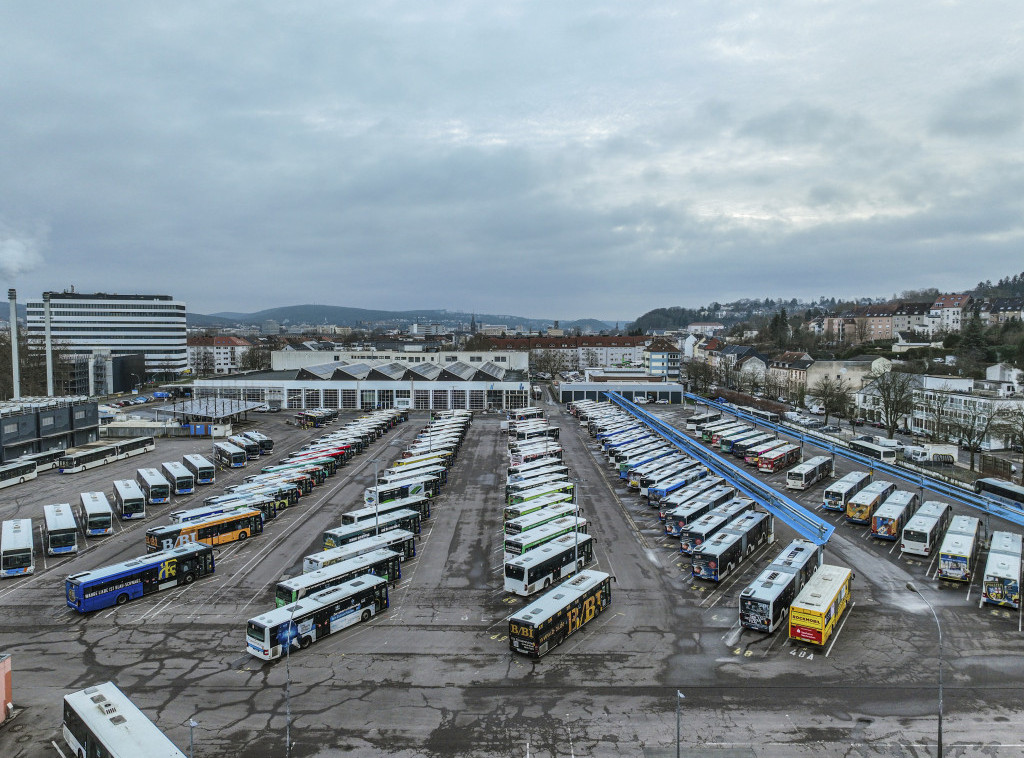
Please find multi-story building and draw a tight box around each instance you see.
[891,301,937,336]
[930,293,972,334]
[979,297,1024,327]
[486,335,650,369]
[187,336,254,375]
[643,338,680,377]
[26,292,187,377]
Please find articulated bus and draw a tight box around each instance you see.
[303,530,417,573]
[225,480,301,506]
[276,548,400,606]
[661,478,728,536]
[63,681,188,758]
[788,564,853,646]
[171,492,285,525]
[845,480,897,525]
[240,430,274,454]
[507,480,575,507]
[756,444,801,473]
[246,575,388,660]
[686,411,722,432]
[743,439,788,466]
[117,436,156,459]
[626,453,684,487]
[228,435,261,460]
[822,471,871,513]
[785,455,832,489]
[322,509,422,550]
[380,461,447,486]
[368,474,441,506]
[974,478,1024,510]
[982,531,1023,609]
[504,491,576,521]
[510,407,545,422]
[732,433,776,458]
[679,498,754,554]
[508,457,569,479]
[267,460,330,484]
[0,518,35,578]
[344,494,431,525]
[507,463,571,489]
[720,430,766,454]
[750,408,781,424]
[214,441,247,468]
[901,500,953,557]
[692,511,774,582]
[183,454,215,485]
[58,443,119,474]
[66,543,215,612]
[161,461,195,495]
[504,517,588,561]
[510,446,563,467]
[43,503,79,555]
[871,490,919,540]
[506,474,572,502]
[391,451,450,471]
[647,464,708,503]
[0,459,38,490]
[504,532,595,596]
[79,492,114,536]
[937,515,984,582]
[739,539,822,633]
[849,440,899,464]
[136,468,171,505]
[505,502,580,535]
[146,509,263,552]
[15,449,63,472]
[508,570,612,658]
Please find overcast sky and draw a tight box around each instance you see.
[1,2,1022,322]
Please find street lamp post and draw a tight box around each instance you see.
[906,582,942,757]
[675,690,685,758]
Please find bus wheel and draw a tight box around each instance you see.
[577,559,585,571]
[116,593,129,605]
[299,636,311,649]
[238,531,247,541]
[19,477,24,484]
[183,573,195,584]
[543,578,551,589]
[361,609,371,622]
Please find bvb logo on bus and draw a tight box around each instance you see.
[158,558,178,580]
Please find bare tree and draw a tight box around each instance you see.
[809,376,854,426]
[684,360,714,395]
[582,348,600,369]
[194,348,216,377]
[993,405,1024,485]
[918,383,957,443]
[950,402,998,472]
[864,368,918,438]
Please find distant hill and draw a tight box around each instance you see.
[194,304,616,333]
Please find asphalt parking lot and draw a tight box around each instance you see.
[2,404,1024,756]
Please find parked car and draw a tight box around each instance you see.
[820,425,841,434]
[655,399,669,405]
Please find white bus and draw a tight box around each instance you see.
[182,453,215,485]
[983,531,1023,609]
[870,490,919,540]
[303,530,417,573]
[0,518,35,578]
[63,681,187,758]
[240,430,274,454]
[504,516,587,562]
[785,456,832,491]
[214,441,247,468]
[504,532,595,596]
[43,503,79,555]
[0,459,38,490]
[161,461,195,496]
[112,479,147,520]
[246,575,389,660]
[79,492,114,536]
[136,468,171,505]
[228,434,261,460]
[937,515,983,582]
[822,471,871,513]
[901,500,953,557]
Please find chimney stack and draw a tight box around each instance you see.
[8,289,19,400]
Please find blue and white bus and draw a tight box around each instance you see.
[161,461,195,495]
[112,479,147,520]
[63,681,188,758]
[66,543,216,612]
[0,518,35,578]
[214,441,247,469]
[79,492,114,536]
[136,468,171,505]
[182,453,216,485]
[43,503,79,555]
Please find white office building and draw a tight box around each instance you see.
[26,291,188,377]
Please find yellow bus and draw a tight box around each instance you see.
[145,509,263,553]
[788,564,853,646]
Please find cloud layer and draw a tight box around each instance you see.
[1,2,1021,320]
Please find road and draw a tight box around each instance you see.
[2,404,1024,756]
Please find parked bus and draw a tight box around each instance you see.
[79,491,114,536]
[380,461,448,486]
[982,531,1023,609]
[246,575,388,660]
[639,460,700,498]
[0,459,38,491]
[504,517,588,561]
[108,480,145,522]
[343,494,431,525]
[686,410,722,432]
[785,456,833,490]
[739,539,822,633]
[845,480,897,524]
[161,461,195,496]
[322,509,422,549]
[58,443,119,474]
[505,502,580,535]
[937,515,984,582]
[43,503,79,555]
[661,479,729,537]
[974,478,1024,509]
[504,491,576,521]
[870,490,919,540]
[507,480,575,507]
[170,492,284,525]
[504,532,595,597]
[626,453,685,487]
[136,468,171,505]
[756,444,802,473]
[0,518,35,578]
[742,439,788,466]
[822,471,871,513]
[679,498,755,554]
[720,429,766,454]
[15,448,64,472]
[146,509,263,552]
[510,407,545,422]
[303,530,416,573]
[510,446,563,466]
[228,434,261,460]
[788,564,853,646]
[660,481,733,523]
[508,456,566,478]
[692,511,774,582]
[224,480,301,507]
[699,421,740,442]
[901,500,953,557]
[507,463,570,488]
[732,432,776,458]
[116,436,156,459]
[849,439,899,464]
[647,465,708,503]
[276,548,400,606]
[711,424,750,446]
[63,681,188,758]
[750,408,781,424]
[240,430,274,455]
[66,543,215,612]
[214,441,247,468]
[508,569,612,657]
[183,453,216,485]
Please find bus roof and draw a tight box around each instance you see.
[67,543,211,585]
[63,682,187,758]
[279,548,396,592]
[249,575,386,628]
[509,570,609,627]
[825,471,870,493]
[1,518,34,550]
[505,532,592,569]
[44,503,77,528]
[790,564,852,613]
